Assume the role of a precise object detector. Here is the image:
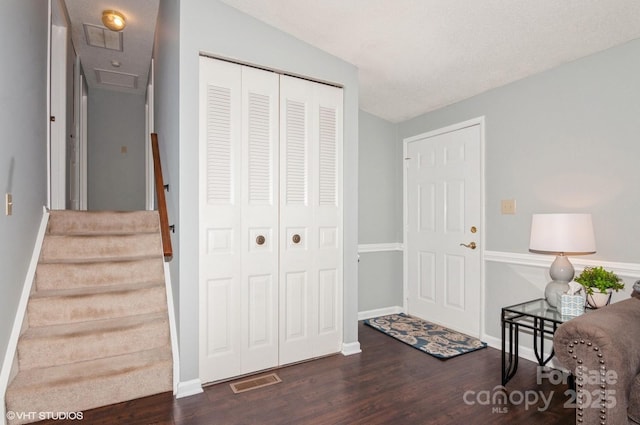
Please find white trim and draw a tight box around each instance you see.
[145,59,155,211]
[357,305,404,321]
[79,75,88,210]
[163,262,180,396]
[176,379,204,398]
[483,333,562,372]
[0,208,49,422]
[357,243,403,253]
[49,23,67,210]
[402,117,487,337]
[46,0,52,210]
[483,334,553,367]
[484,250,640,278]
[340,342,362,356]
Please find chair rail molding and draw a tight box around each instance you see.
[484,250,640,279]
[358,243,403,253]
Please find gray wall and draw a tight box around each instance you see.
[358,110,403,311]
[398,38,640,340]
[0,0,48,367]
[155,0,359,384]
[154,0,181,353]
[358,110,402,244]
[87,89,146,211]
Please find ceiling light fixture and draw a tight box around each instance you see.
[102,10,126,32]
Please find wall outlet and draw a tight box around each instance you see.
[501,199,516,215]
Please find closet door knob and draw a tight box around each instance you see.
[292,234,301,244]
[256,235,266,245]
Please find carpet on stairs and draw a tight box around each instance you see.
[5,210,173,425]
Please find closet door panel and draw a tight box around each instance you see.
[240,66,280,372]
[279,75,343,364]
[199,57,243,383]
[279,76,315,364]
[313,83,343,357]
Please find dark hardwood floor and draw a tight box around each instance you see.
[35,322,574,424]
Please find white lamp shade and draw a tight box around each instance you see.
[529,213,596,254]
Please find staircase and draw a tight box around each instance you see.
[5,210,173,425]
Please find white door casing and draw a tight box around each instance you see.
[278,75,343,365]
[145,59,155,211]
[404,119,484,338]
[49,22,67,210]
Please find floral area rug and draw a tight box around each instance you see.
[364,313,487,359]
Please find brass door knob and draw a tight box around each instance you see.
[256,235,266,245]
[460,242,477,250]
[292,234,301,244]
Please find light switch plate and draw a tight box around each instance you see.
[501,199,516,215]
[6,193,12,216]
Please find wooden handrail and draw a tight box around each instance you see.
[151,133,173,261]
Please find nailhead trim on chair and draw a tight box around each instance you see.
[568,339,607,425]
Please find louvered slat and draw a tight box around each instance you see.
[207,85,232,204]
[319,106,337,206]
[248,92,272,204]
[285,99,307,205]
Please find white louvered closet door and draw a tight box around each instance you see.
[199,57,280,383]
[279,75,343,365]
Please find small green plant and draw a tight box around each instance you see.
[575,266,625,295]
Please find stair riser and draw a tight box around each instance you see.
[47,210,160,235]
[28,286,167,327]
[18,319,170,370]
[40,234,163,263]
[6,358,172,425]
[35,259,165,291]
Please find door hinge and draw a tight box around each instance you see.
[50,116,56,122]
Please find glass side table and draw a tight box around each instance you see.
[501,298,576,386]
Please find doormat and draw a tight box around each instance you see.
[230,373,282,394]
[364,313,487,359]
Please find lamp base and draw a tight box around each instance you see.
[545,280,570,308]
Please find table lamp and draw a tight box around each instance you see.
[529,213,596,308]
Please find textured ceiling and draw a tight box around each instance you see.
[63,0,159,95]
[220,0,640,123]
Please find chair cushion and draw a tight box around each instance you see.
[630,373,640,424]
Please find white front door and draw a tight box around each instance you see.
[404,120,483,337]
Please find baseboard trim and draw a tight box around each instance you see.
[163,262,180,396]
[483,334,561,372]
[484,250,640,278]
[176,379,204,399]
[0,207,50,425]
[357,306,404,321]
[358,243,403,253]
[341,342,362,356]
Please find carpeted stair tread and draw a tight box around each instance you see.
[6,347,172,425]
[40,233,163,263]
[18,312,170,370]
[47,210,160,235]
[28,283,167,327]
[35,258,165,291]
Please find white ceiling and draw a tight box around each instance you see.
[63,0,159,95]
[220,0,640,123]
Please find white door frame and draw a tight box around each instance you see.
[145,59,155,210]
[79,73,88,210]
[70,55,88,210]
[48,0,68,210]
[402,116,486,337]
